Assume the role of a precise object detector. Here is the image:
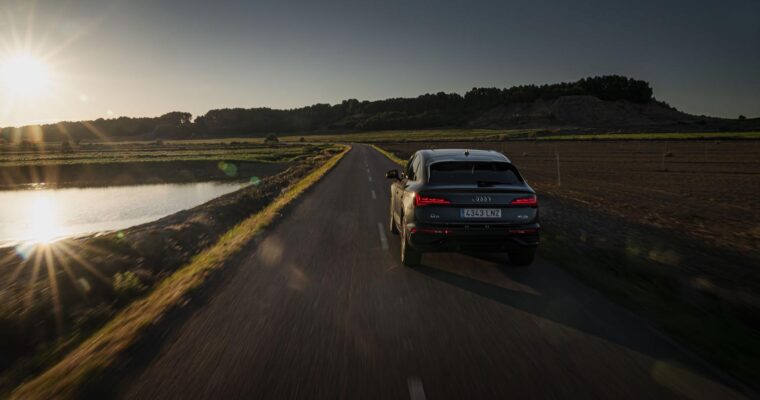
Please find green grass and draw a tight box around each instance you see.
[0,143,325,167]
[10,145,350,400]
[282,129,538,143]
[282,129,760,143]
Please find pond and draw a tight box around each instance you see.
[0,181,248,245]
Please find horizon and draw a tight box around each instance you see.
[1,0,759,127]
[0,75,676,129]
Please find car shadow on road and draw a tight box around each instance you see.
[409,259,738,393]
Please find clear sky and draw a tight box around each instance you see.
[1,0,758,127]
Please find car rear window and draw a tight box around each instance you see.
[428,162,521,185]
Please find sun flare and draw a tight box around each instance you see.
[1,53,52,97]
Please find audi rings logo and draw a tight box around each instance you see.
[472,195,492,203]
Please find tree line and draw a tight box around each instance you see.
[1,75,654,142]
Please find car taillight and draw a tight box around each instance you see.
[510,195,538,207]
[414,193,450,207]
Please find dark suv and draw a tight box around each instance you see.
[386,149,539,267]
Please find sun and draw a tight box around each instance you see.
[1,53,52,97]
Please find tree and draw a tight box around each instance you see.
[739,115,746,120]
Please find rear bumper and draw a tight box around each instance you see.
[407,223,540,252]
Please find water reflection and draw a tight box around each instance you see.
[0,181,246,245]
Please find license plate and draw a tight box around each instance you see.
[460,208,502,218]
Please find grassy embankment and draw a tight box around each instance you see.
[7,145,350,399]
[283,129,760,143]
[0,141,320,167]
[371,143,759,390]
[0,141,329,189]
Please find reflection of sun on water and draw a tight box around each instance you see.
[27,194,61,244]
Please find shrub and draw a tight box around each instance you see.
[19,140,34,150]
[739,115,746,120]
[113,271,146,299]
[264,134,279,143]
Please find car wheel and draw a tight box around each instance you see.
[389,205,399,235]
[508,247,536,266]
[400,219,421,267]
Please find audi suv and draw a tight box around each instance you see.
[386,149,539,266]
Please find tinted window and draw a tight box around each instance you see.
[428,162,521,185]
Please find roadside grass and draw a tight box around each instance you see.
[369,144,405,165]
[10,145,350,400]
[0,143,325,167]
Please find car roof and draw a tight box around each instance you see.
[418,149,511,164]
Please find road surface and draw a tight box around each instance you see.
[114,144,747,400]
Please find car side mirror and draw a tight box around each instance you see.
[386,169,400,180]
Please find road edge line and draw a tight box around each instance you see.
[370,144,405,166]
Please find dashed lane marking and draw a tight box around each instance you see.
[407,377,426,400]
[377,222,389,250]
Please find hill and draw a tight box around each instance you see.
[1,75,757,142]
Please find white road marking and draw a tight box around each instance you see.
[407,377,426,400]
[366,168,371,174]
[368,175,373,182]
[377,222,389,250]
[371,190,376,199]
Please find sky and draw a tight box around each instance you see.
[0,0,758,127]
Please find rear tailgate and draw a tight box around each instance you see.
[413,186,538,225]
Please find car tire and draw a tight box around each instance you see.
[400,220,421,267]
[508,247,536,266]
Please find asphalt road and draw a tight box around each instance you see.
[115,144,748,400]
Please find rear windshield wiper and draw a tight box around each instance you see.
[476,180,509,187]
